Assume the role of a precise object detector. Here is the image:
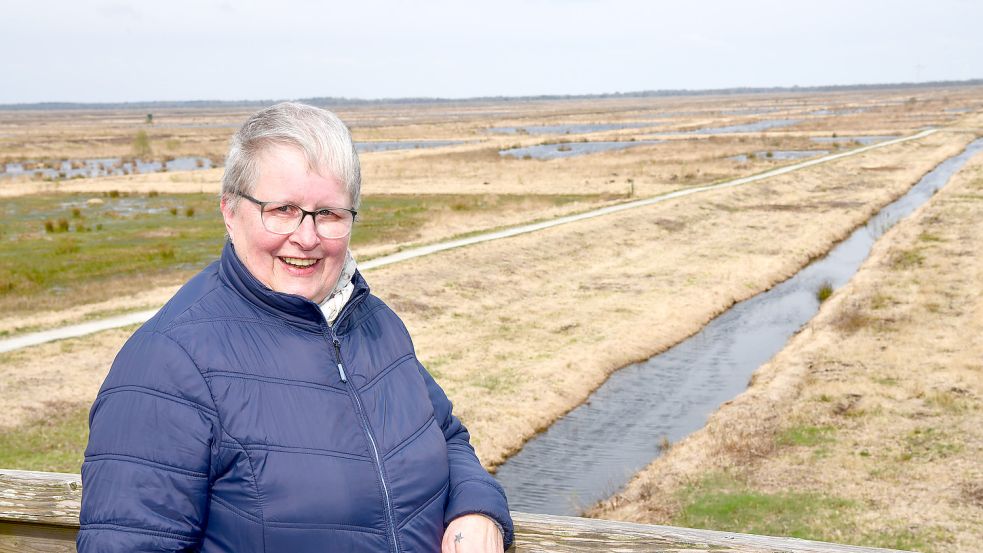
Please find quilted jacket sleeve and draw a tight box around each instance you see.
[77,329,220,552]
[417,364,515,550]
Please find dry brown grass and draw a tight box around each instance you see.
[0,326,136,428]
[1,90,982,547]
[0,108,244,163]
[1,126,970,448]
[4,85,981,200]
[591,146,983,553]
[0,285,180,337]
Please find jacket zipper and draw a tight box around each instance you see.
[330,332,400,553]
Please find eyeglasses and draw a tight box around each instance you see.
[238,193,357,239]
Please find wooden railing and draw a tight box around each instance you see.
[0,469,913,552]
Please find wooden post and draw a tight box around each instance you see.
[0,469,913,553]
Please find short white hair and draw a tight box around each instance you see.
[222,102,361,212]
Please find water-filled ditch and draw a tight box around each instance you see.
[730,150,829,162]
[811,108,868,116]
[810,135,897,145]
[488,122,662,135]
[493,137,983,516]
[658,118,801,135]
[499,140,662,160]
[720,107,782,115]
[355,140,467,153]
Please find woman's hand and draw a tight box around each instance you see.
[441,513,504,553]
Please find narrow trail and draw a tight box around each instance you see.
[0,129,937,354]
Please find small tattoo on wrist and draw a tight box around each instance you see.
[454,532,464,544]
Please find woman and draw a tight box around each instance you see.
[78,102,513,553]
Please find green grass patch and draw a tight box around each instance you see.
[0,406,89,473]
[353,193,614,245]
[831,307,873,334]
[890,248,925,270]
[869,292,893,310]
[132,130,152,158]
[673,473,948,550]
[924,388,969,414]
[856,527,947,553]
[0,192,611,316]
[815,281,834,303]
[872,376,899,387]
[776,424,836,447]
[0,192,226,314]
[472,366,520,394]
[673,473,855,540]
[898,427,963,461]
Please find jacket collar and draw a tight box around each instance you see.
[219,240,369,331]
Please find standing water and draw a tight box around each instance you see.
[494,137,983,515]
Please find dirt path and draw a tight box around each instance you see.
[590,146,983,551]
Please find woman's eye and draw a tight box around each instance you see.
[266,204,299,217]
[316,209,342,221]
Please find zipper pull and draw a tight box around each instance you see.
[332,337,347,383]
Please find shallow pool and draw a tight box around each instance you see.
[1,157,215,180]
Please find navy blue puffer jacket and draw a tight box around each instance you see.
[78,241,513,552]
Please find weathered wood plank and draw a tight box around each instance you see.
[509,512,913,552]
[0,521,77,553]
[0,470,914,552]
[0,470,80,528]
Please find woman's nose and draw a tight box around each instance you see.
[290,213,320,248]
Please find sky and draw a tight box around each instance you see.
[2,0,981,104]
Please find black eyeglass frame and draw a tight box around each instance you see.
[237,192,358,238]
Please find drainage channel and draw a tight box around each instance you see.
[493,137,983,516]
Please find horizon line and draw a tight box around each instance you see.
[3,78,982,111]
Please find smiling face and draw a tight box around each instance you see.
[221,143,352,304]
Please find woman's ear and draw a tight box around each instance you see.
[220,196,235,240]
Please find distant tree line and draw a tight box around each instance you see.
[3,78,981,111]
